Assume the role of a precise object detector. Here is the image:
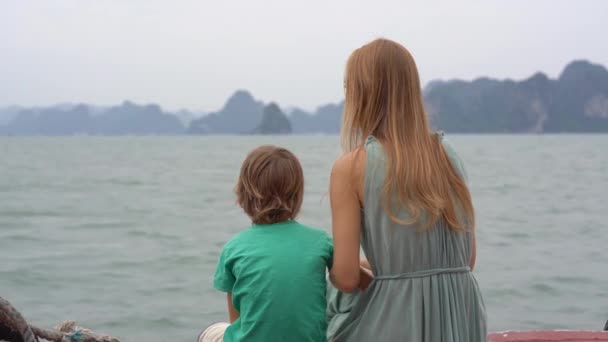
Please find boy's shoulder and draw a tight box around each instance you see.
[221,221,331,252]
[292,221,330,238]
[291,222,333,251]
[293,222,333,265]
[221,225,256,249]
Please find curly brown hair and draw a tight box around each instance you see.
[235,145,304,225]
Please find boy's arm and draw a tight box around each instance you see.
[214,244,238,322]
[227,293,239,323]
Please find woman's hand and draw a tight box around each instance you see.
[360,258,372,270]
[358,266,374,291]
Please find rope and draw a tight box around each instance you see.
[1,296,120,342]
[30,321,119,342]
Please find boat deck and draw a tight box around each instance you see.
[488,331,608,341]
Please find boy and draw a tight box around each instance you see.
[199,145,333,342]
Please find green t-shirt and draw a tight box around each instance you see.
[214,220,333,342]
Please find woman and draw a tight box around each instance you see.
[327,38,487,341]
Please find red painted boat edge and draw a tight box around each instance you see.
[488,330,608,341]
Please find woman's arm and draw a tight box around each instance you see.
[227,293,239,323]
[329,153,364,293]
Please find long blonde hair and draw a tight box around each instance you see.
[341,38,474,231]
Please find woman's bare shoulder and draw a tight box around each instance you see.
[332,149,367,177]
[331,149,367,200]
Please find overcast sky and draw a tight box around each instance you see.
[2,0,607,111]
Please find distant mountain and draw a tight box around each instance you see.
[426,60,608,133]
[547,61,608,131]
[289,102,344,134]
[92,101,183,135]
[1,101,184,136]
[2,60,607,135]
[5,104,93,135]
[287,61,608,133]
[174,109,204,126]
[188,90,263,134]
[0,106,23,125]
[250,103,291,134]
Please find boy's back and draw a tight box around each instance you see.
[214,220,332,342]
[201,145,333,342]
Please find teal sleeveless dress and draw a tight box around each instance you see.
[326,134,487,342]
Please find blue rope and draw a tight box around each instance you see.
[66,330,83,342]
